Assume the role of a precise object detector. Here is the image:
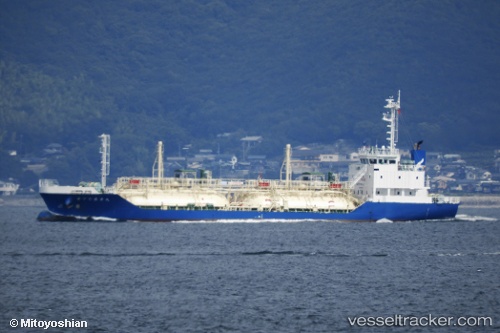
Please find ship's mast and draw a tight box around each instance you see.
[285,144,292,189]
[99,134,110,188]
[280,144,293,188]
[383,90,400,152]
[153,141,164,180]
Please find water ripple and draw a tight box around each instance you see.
[1,250,391,258]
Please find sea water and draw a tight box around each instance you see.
[1,203,499,332]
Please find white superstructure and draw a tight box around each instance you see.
[351,91,456,204]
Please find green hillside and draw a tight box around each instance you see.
[1,0,499,183]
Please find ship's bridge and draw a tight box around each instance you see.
[357,146,400,165]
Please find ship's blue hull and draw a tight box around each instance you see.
[39,193,459,222]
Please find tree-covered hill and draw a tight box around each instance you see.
[1,0,499,182]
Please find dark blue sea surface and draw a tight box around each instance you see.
[1,204,499,332]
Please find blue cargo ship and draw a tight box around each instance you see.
[38,92,459,222]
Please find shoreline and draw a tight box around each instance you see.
[456,195,500,208]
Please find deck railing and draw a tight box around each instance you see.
[115,176,349,193]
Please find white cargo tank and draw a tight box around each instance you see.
[119,188,229,209]
[233,189,357,211]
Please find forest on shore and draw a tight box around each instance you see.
[1,0,499,184]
